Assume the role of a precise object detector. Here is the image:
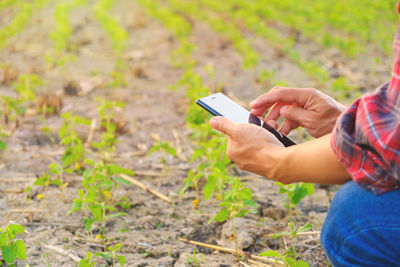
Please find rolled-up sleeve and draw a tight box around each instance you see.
[331,82,400,195]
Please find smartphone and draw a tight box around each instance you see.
[196,92,296,147]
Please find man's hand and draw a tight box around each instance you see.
[209,116,284,178]
[209,116,351,185]
[250,87,346,138]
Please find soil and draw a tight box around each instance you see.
[0,1,392,266]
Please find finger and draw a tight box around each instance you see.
[279,119,299,135]
[250,107,268,117]
[266,120,278,129]
[209,116,237,137]
[250,87,311,109]
[264,103,284,122]
[280,105,311,127]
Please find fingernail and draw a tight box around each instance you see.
[280,106,287,116]
[250,100,257,107]
[210,117,218,128]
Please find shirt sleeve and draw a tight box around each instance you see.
[331,82,400,195]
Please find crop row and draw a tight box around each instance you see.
[0,0,51,50]
[47,0,88,66]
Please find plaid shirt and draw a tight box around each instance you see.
[331,3,400,195]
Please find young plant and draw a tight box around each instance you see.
[186,249,204,267]
[275,182,314,211]
[92,98,125,162]
[95,243,126,267]
[259,222,312,267]
[147,140,178,164]
[1,74,42,130]
[33,163,64,191]
[79,251,95,267]
[68,161,133,239]
[0,224,26,267]
[58,112,91,173]
[213,177,257,254]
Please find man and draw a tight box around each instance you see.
[209,3,400,266]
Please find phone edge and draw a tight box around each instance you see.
[196,99,223,117]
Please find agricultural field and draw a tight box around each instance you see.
[0,0,397,266]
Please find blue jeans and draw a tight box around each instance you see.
[321,181,400,266]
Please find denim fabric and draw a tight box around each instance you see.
[321,181,400,266]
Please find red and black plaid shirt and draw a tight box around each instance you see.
[331,2,400,195]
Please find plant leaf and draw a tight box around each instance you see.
[297,223,313,233]
[2,245,17,263]
[117,255,126,267]
[0,140,6,150]
[108,164,134,176]
[113,176,130,186]
[15,240,26,260]
[296,260,310,267]
[8,224,24,235]
[238,187,252,201]
[203,174,216,200]
[258,250,281,258]
[214,208,229,222]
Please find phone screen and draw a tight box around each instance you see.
[196,93,261,124]
[196,93,296,147]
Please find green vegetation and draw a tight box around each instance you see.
[259,222,313,266]
[94,0,129,87]
[68,161,132,239]
[48,0,88,66]
[213,178,257,253]
[59,112,92,173]
[0,0,50,49]
[0,224,26,267]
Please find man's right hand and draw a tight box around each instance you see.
[250,87,346,138]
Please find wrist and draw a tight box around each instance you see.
[259,145,291,183]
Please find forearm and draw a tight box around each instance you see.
[268,134,351,184]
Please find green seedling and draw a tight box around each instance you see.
[92,98,125,162]
[0,224,26,267]
[1,74,42,130]
[68,161,133,238]
[115,196,131,210]
[95,243,126,267]
[59,112,91,173]
[186,249,204,267]
[79,251,95,267]
[259,221,312,267]
[275,182,314,211]
[147,140,178,163]
[33,163,64,191]
[179,167,206,199]
[213,177,257,254]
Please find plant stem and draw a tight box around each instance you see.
[231,216,239,258]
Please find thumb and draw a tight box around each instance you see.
[210,116,236,136]
[280,105,310,125]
